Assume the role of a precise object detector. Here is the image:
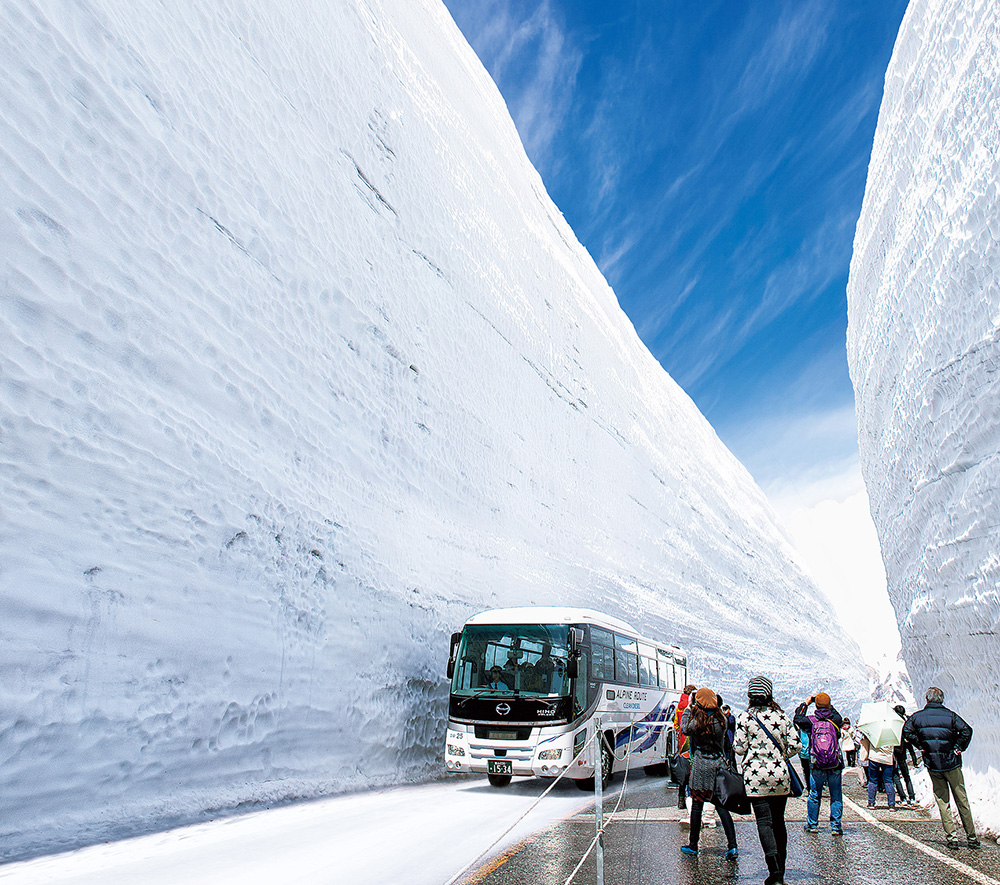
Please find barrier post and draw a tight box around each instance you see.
[594,717,604,885]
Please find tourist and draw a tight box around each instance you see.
[680,688,739,860]
[902,687,979,849]
[734,676,800,885]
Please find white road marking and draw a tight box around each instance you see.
[842,796,998,885]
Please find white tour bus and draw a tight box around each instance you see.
[445,606,688,789]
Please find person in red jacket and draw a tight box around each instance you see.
[673,684,697,809]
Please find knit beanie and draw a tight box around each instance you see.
[695,687,718,709]
[815,692,831,708]
[747,675,773,701]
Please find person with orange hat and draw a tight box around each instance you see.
[794,692,845,835]
[679,687,739,860]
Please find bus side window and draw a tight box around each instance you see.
[593,643,613,680]
[615,649,638,684]
[637,656,650,686]
[655,651,668,689]
[614,634,638,685]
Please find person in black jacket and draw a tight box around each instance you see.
[891,705,919,805]
[901,687,979,849]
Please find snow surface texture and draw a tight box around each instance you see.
[1,0,866,860]
[847,0,1000,834]
[867,651,915,711]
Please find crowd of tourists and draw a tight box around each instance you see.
[671,679,980,885]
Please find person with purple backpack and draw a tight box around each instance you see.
[793,692,845,835]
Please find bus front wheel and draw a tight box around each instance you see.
[488,773,512,787]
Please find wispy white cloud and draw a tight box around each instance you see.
[727,401,899,664]
[596,223,642,281]
[721,384,862,493]
[737,209,854,344]
[767,464,899,665]
[756,416,862,505]
[581,83,626,210]
[449,1,582,174]
[814,76,885,157]
[731,0,832,118]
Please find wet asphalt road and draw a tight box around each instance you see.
[457,768,999,885]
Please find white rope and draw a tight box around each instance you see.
[442,738,590,885]
[444,719,643,885]
[561,727,636,885]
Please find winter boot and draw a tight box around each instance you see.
[763,852,784,885]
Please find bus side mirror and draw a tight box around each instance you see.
[567,628,584,679]
[446,632,461,679]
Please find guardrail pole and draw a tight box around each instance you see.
[594,717,604,885]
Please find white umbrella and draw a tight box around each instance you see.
[857,701,904,749]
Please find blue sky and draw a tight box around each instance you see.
[443,0,909,496]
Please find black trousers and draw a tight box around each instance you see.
[750,795,788,880]
[688,798,737,850]
[893,758,915,801]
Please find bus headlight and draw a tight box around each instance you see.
[448,744,466,757]
[538,748,563,760]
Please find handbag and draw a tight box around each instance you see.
[787,759,805,798]
[750,714,804,798]
[669,753,691,786]
[714,761,751,814]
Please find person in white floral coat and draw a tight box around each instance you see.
[733,676,801,885]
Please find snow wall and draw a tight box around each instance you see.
[1,0,867,860]
[847,0,1000,834]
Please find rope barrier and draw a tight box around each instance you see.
[561,727,635,885]
[444,719,643,885]
[442,738,590,885]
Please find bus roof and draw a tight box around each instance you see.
[463,606,640,636]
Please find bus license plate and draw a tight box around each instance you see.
[488,759,513,776]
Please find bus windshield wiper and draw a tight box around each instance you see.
[457,687,519,707]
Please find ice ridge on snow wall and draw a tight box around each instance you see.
[1,0,866,859]
[847,0,1000,832]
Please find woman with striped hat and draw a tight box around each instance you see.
[733,676,800,885]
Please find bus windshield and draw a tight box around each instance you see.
[451,624,573,698]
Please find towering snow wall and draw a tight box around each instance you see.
[1,0,866,859]
[847,0,1000,831]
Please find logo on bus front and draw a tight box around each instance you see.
[496,703,511,716]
